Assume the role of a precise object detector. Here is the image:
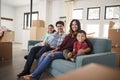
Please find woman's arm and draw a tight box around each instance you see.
[58,35,69,48]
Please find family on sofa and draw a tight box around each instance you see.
[18,19,116,80]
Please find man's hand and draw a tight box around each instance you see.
[50,50,55,56]
[50,46,55,49]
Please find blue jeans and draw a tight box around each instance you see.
[24,45,53,73]
[31,51,64,80]
[35,45,53,59]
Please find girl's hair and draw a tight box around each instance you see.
[48,24,54,28]
[77,30,87,37]
[48,24,56,33]
[68,19,81,36]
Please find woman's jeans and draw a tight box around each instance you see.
[31,51,64,80]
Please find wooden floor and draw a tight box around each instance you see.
[0,43,53,80]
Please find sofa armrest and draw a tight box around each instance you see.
[28,40,42,51]
[75,52,116,68]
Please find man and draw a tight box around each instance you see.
[17,21,66,78]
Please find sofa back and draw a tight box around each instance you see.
[88,38,112,54]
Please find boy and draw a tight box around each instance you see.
[63,30,91,61]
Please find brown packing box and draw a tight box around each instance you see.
[0,31,14,42]
[0,42,12,61]
[109,21,115,29]
[30,27,47,40]
[32,20,45,27]
[108,29,120,47]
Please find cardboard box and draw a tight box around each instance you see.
[0,31,14,42]
[0,42,12,61]
[109,21,115,29]
[108,29,120,47]
[30,27,47,40]
[32,20,45,27]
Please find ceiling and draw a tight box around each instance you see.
[1,0,40,7]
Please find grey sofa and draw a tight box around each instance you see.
[28,38,116,77]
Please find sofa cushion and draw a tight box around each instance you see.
[50,59,76,73]
[88,38,111,53]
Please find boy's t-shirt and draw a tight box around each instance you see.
[73,41,88,54]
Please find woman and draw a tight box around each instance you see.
[22,19,92,80]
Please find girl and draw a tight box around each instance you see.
[34,24,56,46]
[24,24,56,59]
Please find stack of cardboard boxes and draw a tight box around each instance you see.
[30,20,47,40]
[0,30,14,61]
[108,21,120,67]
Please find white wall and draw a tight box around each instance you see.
[1,0,119,49]
[14,0,48,49]
[47,0,65,26]
[74,0,120,37]
[1,3,15,31]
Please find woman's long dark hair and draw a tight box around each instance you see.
[68,19,81,36]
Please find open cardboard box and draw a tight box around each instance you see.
[32,20,45,27]
[30,27,47,40]
[108,29,120,47]
[0,30,14,61]
[0,30,14,42]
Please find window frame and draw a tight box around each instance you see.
[104,5,120,20]
[87,7,100,20]
[23,11,39,29]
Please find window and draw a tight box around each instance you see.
[23,11,39,29]
[105,5,120,20]
[86,24,100,37]
[59,16,66,22]
[103,24,109,38]
[72,8,83,19]
[87,7,100,20]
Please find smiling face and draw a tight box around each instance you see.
[77,33,86,43]
[48,25,55,33]
[56,24,64,33]
[71,21,79,32]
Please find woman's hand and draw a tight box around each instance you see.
[67,52,73,58]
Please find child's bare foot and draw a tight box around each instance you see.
[21,74,33,80]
